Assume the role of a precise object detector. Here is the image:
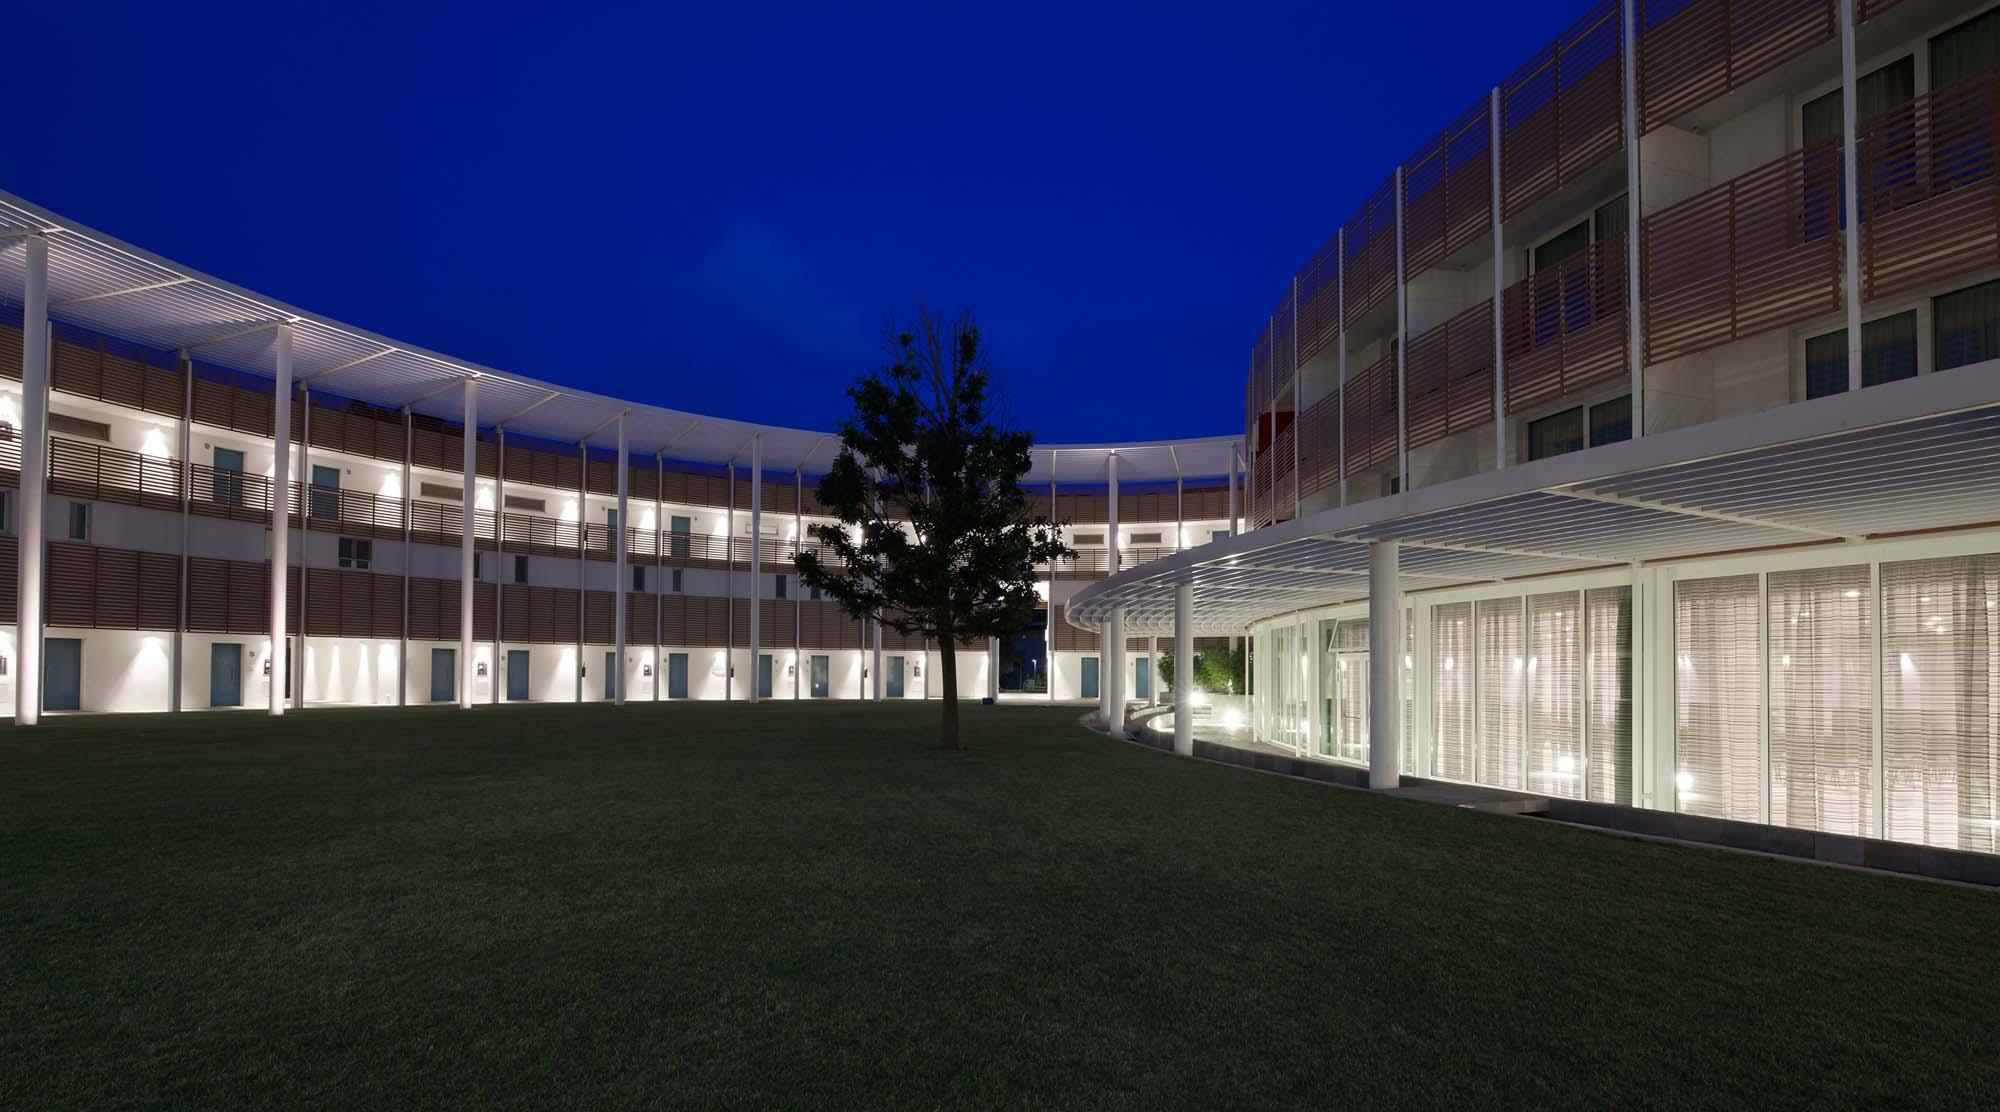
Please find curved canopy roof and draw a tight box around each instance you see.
[1067,359,2000,636]
[0,190,1236,482]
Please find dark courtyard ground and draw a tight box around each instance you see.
[3,701,1995,1109]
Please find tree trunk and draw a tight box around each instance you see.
[937,638,961,750]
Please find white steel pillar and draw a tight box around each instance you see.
[748,433,761,703]
[1490,85,1509,468]
[614,414,628,706]
[794,466,803,700]
[458,378,477,710]
[1106,452,1120,577]
[1104,607,1125,731]
[1621,0,1646,436]
[493,429,505,705]
[1146,635,1157,707]
[269,323,293,716]
[400,408,411,706]
[1226,443,1239,536]
[1394,164,1409,492]
[576,440,586,704]
[1336,227,1348,508]
[15,234,48,725]
[1172,585,1193,755]
[297,388,311,710]
[1367,540,1402,789]
[173,350,192,712]
[1840,0,1863,392]
[987,636,999,700]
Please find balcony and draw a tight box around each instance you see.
[1637,0,1837,132]
[1502,0,1624,220]
[1407,300,1497,448]
[1504,234,1628,410]
[1860,66,2000,305]
[1342,352,1399,473]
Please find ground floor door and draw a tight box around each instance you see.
[46,637,81,711]
[507,650,530,701]
[1080,656,1099,700]
[757,654,773,698]
[604,652,617,700]
[211,643,242,707]
[1000,610,1048,693]
[667,653,689,699]
[886,656,905,698]
[1336,652,1369,763]
[430,648,455,703]
[1134,657,1150,701]
[810,654,829,698]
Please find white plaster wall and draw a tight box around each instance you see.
[43,627,171,714]
[300,636,402,706]
[1706,94,1788,185]
[1639,125,1710,216]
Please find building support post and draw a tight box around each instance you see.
[1490,85,1509,469]
[458,378,477,710]
[1621,0,1646,436]
[748,433,761,703]
[1394,164,1409,493]
[269,323,293,716]
[1336,228,1348,508]
[725,462,734,702]
[987,636,1000,701]
[614,413,628,706]
[1173,584,1193,756]
[1104,607,1125,732]
[400,408,411,706]
[1840,0,1863,392]
[576,441,586,704]
[297,387,310,710]
[1367,540,1402,789]
[794,466,803,700]
[655,452,665,703]
[15,234,48,725]
[173,349,192,713]
[494,429,505,705]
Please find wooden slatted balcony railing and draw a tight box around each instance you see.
[1406,300,1497,449]
[1503,1,1623,220]
[1047,546,1183,582]
[1642,144,1842,365]
[1855,0,1904,19]
[1271,418,1297,522]
[189,460,276,525]
[48,437,182,511]
[1638,0,1836,133]
[1343,176,1399,329]
[0,432,21,488]
[1273,287,1296,388]
[405,501,498,548]
[1406,98,1495,282]
[1342,353,1399,472]
[1296,234,1341,365]
[1295,391,1340,503]
[299,485,407,539]
[1502,234,1629,412]
[1860,67,2000,305]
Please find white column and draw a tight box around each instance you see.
[1104,607,1125,731]
[1490,85,1509,468]
[872,618,883,700]
[576,441,586,703]
[614,414,628,706]
[1621,0,1646,436]
[458,378,477,710]
[794,467,803,700]
[725,462,734,701]
[297,387,310,710]
[1336,228,1348,508]
[174,350,192,712]
[493,428,505,705]
[748,433,761,703]
[1367,540,1402,789]
[15,234,48,726]
[1227,442,1240,536]
[1394,164,1409,492]
[399,408,411,706]
[1106,452,1120,579]
[1840,0,1863,392]
[1146,635,1157,706]
[1172,585,1193,755]
[987,636,999,700]
[269,323,293,716]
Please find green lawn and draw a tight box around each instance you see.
[3,702,1995,1109]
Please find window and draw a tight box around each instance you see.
[1932,8,2000,89]
[1588,395,1632,447]
[474,552,483,579]
[809,583,822,601]
[1804,311,1920,398]
[514,554,528,583]
[669,515,691,558]
[338,537,372,570]
[1532,220,1589,272]
[1129,532,1163,545]
[632,565,646,592]
[1801,57,1914,146]
[774,574,787,600]
[1381,474,1401,497]
[67,502,88,541]
[1935,279,2000,372]
[1591,194,1627,244]
[1528,407,1585,460]
[212,446,245,507]
[671,569,683,593]
[503,493,546,513]
[0,489,10,534]
[49,413,112,442]
[310,465,340,520]
[1073,533,1105,546]
[1211,530,1230,543]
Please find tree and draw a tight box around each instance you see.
[1157,644,1246,696]
[796,309,1072,749]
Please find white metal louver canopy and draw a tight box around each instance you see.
[0,190,1235,480]
[1067,358,2000,636]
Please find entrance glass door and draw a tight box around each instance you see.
[507,649,530,701]
[667,652,689,699]
[886,656,905,698]
[211,642,242,707]
[310,464,340,521]
[604,651,618,700]
[212,447,245,506]
[45,638,81,711]
[1079,656,1098,700]
[430,647,455,702]
[757,654,773,698]
[810,654,829,697]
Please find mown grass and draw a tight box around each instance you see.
[2,701,1996,1109]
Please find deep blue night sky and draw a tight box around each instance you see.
[6,1,1583,443]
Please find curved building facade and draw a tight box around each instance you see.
[1073,0,2000,861]
[0,191,1240,717]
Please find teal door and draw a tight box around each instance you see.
[670,515,691,558]
[310,464,339,520]
[756,654,773,698]
[810,655,829,698]
[886,656,905,698]
[668,652,689,699]
[1080,657,1099,700]
[210,643,242,707]
[1135,657,1150,700]
[507,650,529,701]
[430,648,455,702]
[45,638,82,712]
[212,447,245,506]
[604,652,618,700]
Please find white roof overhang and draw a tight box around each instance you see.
[1067,358,2000,635]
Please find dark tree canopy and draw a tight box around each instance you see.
[796,309,1071,748]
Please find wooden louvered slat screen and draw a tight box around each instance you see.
[1859,68,2000,305]
[502,584,533,643]
[45,542,96,628]
[1638,0,1836,133]
[1584,585,1633,805]
[1673,573,1761,823]
[475,582,497,643]
[584,591,616,645]
[1295,233,1341,366]
[1406,97,1494,281]
[1503,2,1623,220]
[1295,392,1339,504]
[1476,597,1526,790]
[626,593,658,645]
[1341,354,1398,473]
[1502,235,1628,413]
[1767,564,1873,836]
[1342,176,1398,330]
[1405,300,1496,450]
[1643,144,1841,365]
